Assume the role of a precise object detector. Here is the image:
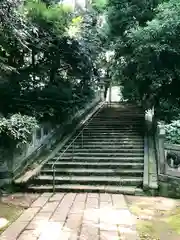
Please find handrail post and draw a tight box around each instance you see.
[82,130,84,148]
[158,125,166,174]
[72,140,74,160]
[51,102,105,191]
[53,165,55,193]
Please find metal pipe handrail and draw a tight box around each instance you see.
[52,101,106,192]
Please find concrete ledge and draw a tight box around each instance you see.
[159,174,180,198]
[148,136,158,189]
[143,133,149,190]
[144,112,158,190]
[164,143,180,151]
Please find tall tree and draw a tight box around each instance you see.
[107,0,180,121]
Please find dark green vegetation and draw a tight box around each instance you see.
[0,0,107,148]
[107,0,180,122]
[1,0,180,149]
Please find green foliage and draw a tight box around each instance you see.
[91,0,107,13]
[108,0,160,36]
[107,0,180,121]
[0,0,105,149]
[164,120,180,144]
[0,114,38,147]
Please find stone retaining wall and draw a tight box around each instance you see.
[159,174,180,198]
[157,141,180,198]
[0,92,101,187]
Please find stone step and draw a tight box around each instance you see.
[60,152,144,157]
[82,130,143,134]
[83,127,143,131]
[41,168,143,177]
[88,122,143,125]
[92,121,143,124]
[44,161,144,169]
[76,136,143,140]
[74,140,143,144]
[32,175,143,186]
[84,125,143,128]
[82,131,142,134]
[62,149,144,154]
[27,184,144,195]
[99,114,143,117]
[88,115,143,117]
[91,116,144,119]
[74,140,144,144]
[65,144,143,149]
[52,156,144,162]
[80,135,143,139]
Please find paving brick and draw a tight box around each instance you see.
[41,193,53,198]
[100,201,112,209]
[79,223,99,240]
[100,208,135,226]
[17,230,38,240]
[100,194,112,203]
[0,221,28,240]
[83,209,99,224]
[68,232,79,240]
[56,193,76,211]
[26,218,48,231]
[70,201,85,214]
[38,221,70,240]
[64,213,82,230]
[25,211,53,236]
[75,193,87,202]
[99,222,117,232]
[32,211,52,221]
[49,193,65,202]
[111,194,128,209]
[50,211,68,222]
[40,201,59,213]
[17,207,40,223]
[86,197,99,209]
[0,193,139,240]
[87,193,99,198]
[100,230,119,240]
[31,196,50,208]
[50,193,76,222]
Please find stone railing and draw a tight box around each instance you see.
[154,124,166,175]
[143,109,158,191]
[0,91,102,187]
[154,125,180,177]
[153,121,180,197]
[164,143,180,177]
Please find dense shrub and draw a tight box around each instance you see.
[0,114,38,148]
[164,120,180,144]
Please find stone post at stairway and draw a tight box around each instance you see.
[109,83,112,104]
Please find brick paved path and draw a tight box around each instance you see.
[0,193,139,240]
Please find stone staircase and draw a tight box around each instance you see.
[27,103,145,194]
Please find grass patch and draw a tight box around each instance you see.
[0,202,24,233]
[127,196,180,239]
[165,207,180,234]
[136,220,159,240]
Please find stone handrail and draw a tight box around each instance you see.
[0,91,102,187]
[143,109,158,190]
[155,125,166,174]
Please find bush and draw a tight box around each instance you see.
[164,120,180,144]
[0,114,38,148]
